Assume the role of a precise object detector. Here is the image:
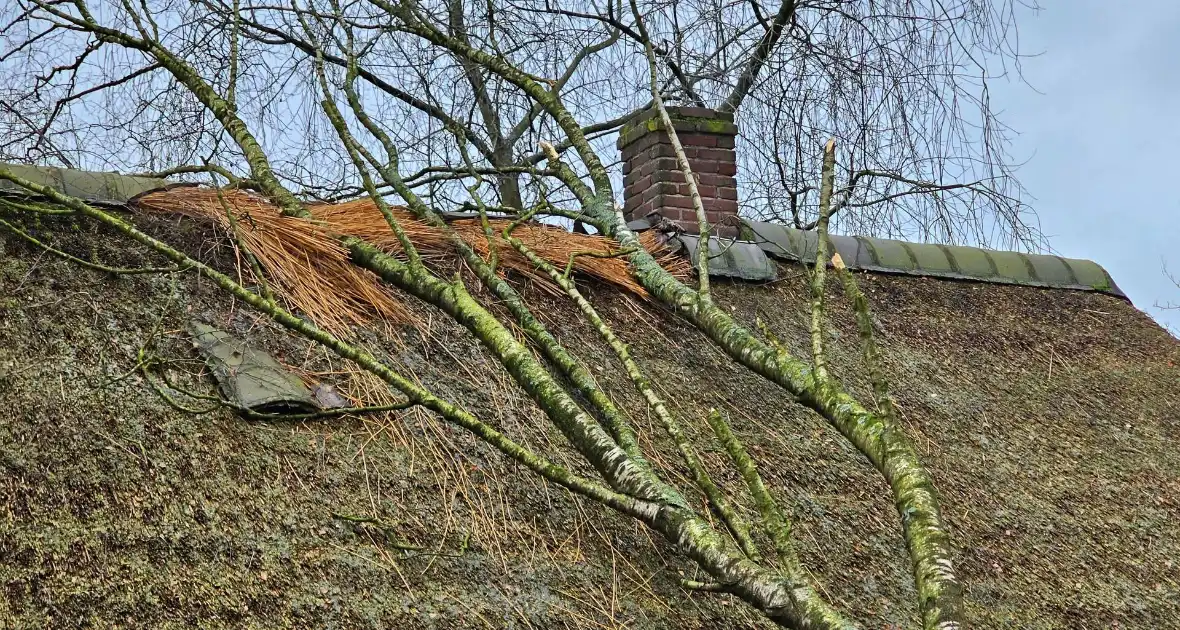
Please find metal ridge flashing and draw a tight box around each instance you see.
[0,162,170,205]
[739,219,1125,298]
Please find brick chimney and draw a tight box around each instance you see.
[619,107,740,237]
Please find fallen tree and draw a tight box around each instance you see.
[0,1,1041,627]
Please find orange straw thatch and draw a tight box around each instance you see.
[134,187,689,331]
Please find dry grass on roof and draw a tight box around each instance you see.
[133,187,689,332]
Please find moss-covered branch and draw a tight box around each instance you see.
[503,219,759,561]
[630,0,713,298]
[704,409,852,625]
[705,410,791,565]
[807,139,838,383]
[344,239,674,504]
[619,244,964,628]
[831,255,896,420]
[130,163,253,189]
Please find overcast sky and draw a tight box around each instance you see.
[991,1,1179,332]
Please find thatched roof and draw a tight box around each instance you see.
[1,166,1178,629]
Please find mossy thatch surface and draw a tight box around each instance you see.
[1,217,1178,629]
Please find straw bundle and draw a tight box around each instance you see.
[136,187,410,331]
[134,187,689,331]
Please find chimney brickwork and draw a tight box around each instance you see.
[618,107,740,237]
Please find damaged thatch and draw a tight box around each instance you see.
[133,187,690,331]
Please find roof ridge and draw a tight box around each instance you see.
[739,219,1124,298]
[0,162,1125,299]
